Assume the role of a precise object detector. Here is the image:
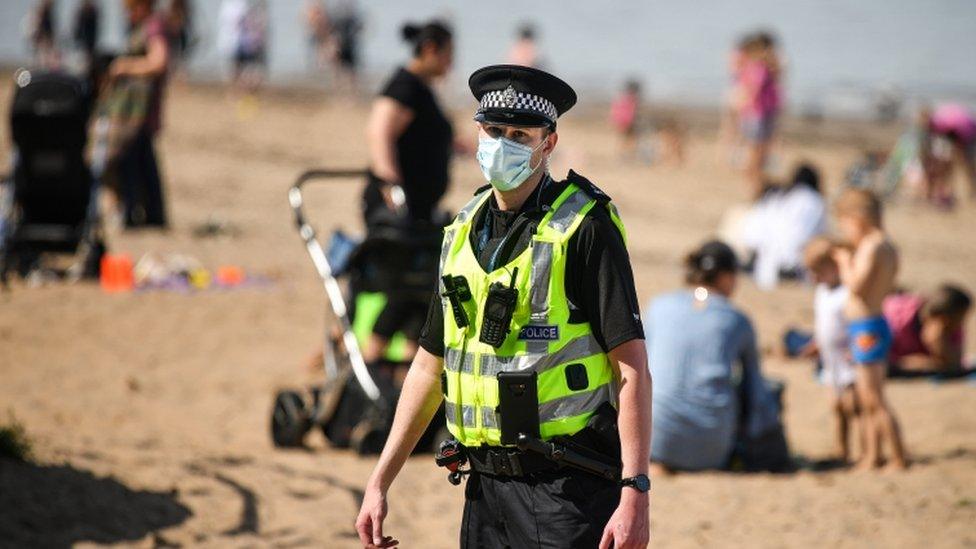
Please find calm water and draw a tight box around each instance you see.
[1,0,975,116]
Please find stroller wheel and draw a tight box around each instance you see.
[271,390,311,448]
[351,420,388,456]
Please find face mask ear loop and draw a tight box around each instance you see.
[528,136,549,174]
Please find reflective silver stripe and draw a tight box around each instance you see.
[445,402,480,428]
[481,406,499,429]
[454,386,610,430]
[480,334,604,377]
[444,348,475,374]
[547,190,592,234]
[526,241,553,353]
[539,383,614,423]
[461,405,475,428]
[457,190,490,223]
[528,241,553,322]
[439,228,455,271]
[438,227,456,293]
[445,348,460,372]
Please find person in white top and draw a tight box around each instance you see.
[803,237,861,464]
[743,164,828,289]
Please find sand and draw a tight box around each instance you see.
[1,79,975,548]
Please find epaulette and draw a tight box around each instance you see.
[566,169,611,204]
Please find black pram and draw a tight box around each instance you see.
[271,169,447,454]
[1,70,103,283]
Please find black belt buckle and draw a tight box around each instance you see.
[487,449,524,477]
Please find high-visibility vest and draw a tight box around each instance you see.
[439,180,627,447]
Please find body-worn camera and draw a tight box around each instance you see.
[441,275,472,328]
[479,268,519,347]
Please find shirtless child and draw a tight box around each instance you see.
[832,188,907,471]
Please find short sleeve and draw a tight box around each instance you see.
[566,206,645,352]
[380,69,422,111]
[145,16,168,44]
[418,291,445,357]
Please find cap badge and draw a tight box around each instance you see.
[502,86,517,108]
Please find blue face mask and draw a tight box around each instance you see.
[476,135,546,192]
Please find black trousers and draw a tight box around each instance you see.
[460,469,619,548]
[120,129,167,228]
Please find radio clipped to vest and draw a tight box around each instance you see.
[441,275,472,328]
[479,267,519,347]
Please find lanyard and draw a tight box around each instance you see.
[477,175,550,272]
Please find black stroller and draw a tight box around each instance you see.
[270,169,447,455]
[1,69,104,283]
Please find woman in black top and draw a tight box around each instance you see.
[364,20,454,224]
[361,20,455,363]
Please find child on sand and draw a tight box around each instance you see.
[884,284,972,376]
[832,188,907,471]
[803,237,860,463]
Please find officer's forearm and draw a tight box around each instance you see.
[609,339,652,478]
[366,347,444,493]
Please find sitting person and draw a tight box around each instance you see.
[884,284,972,376]
[646,240,785,473]
[741,163,828,288]
[802,237,861,463]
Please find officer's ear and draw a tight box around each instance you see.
[543,128,558,156]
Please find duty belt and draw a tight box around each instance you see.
[466,445,558,477]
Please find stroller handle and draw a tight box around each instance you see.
[288,168,385,402]
[289,169,368,230]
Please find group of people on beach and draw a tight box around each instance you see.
[26,0,193,74]
[648,185,973,474]
[23,0,195,229]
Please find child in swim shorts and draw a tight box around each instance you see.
[833,188,907,471]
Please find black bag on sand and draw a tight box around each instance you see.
[730,378,796,473]
[730,424,794,473]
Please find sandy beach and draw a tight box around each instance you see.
[1,79,975,548]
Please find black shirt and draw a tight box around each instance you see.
[419,171,645,356]
[367,67,453,222]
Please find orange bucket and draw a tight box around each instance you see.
[100,254,135,293]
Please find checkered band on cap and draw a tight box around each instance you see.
[479,85,559,123]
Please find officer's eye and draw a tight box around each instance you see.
[485,126,503,138]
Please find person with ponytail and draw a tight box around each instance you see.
[364,20,454,225]
[360,20,454,364]
[644,240,784,473]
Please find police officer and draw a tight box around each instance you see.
[356,65,652,549]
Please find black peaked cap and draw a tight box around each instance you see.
[469,64,577,127]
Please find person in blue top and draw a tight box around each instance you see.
[645,240,782,473]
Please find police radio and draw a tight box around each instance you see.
[441,275,472,328]
[479,268,519,347]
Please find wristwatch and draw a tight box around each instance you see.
[620,474,651,493]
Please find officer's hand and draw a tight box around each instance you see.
[599,490,650,549]
[355,487,399,548]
